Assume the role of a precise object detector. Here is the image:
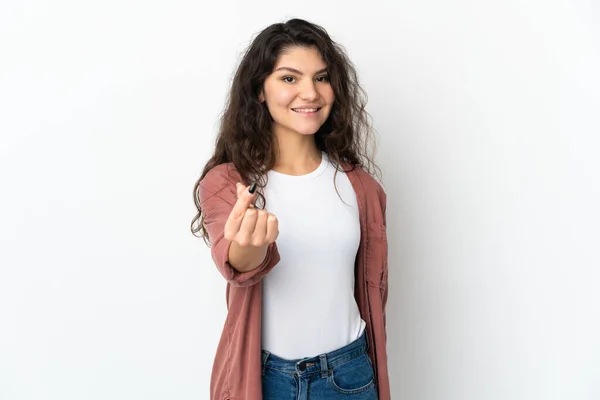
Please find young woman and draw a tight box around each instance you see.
[192,18,390,400]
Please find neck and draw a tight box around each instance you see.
[273,129,322,176]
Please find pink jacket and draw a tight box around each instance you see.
[198,161,390,400]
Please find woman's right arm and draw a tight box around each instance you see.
[228,238,269,273]
[198,167,280,286]
[225,182,278,272]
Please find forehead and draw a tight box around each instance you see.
[274,46,327,70]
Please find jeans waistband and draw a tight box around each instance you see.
[261,329,369,377]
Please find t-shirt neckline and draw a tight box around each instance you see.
[268,151,328,180]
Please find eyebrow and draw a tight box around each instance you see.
[273,67,328,75]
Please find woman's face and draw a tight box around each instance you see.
[261,46,335,137]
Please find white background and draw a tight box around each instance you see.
[1,1,599,399]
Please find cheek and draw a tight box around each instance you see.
[271,87,296,108]
[320,86,335,105]
[264,81,295,109]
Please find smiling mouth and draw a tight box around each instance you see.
[291,108,321,113]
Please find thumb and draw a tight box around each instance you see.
[236,182,245,197]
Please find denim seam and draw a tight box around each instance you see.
[327,347,368,369]
[262,348,367,375]
[262,365,298,375]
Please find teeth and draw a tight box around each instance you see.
[293,108,318,112]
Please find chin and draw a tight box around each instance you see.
[292,124,324,136]
[274,120,325,136]
[296,129,319,135]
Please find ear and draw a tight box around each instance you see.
[258,85,266,102]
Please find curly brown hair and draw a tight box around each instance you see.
[191,18,381,242]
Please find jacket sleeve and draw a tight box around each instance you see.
[198,167,280,287]
[377,181,389,333]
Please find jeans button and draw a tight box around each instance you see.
[298,361,306,371]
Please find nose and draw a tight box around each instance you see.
[299,79,319,101]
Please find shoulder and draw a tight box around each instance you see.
[346,164,386,196]
[198,163,241,206]
[344,164,387,214]
[200,163,240,188]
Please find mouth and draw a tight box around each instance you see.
[291,107,321,114]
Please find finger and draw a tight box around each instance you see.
[251,210,268,246]
[226,183,257,238]
[231,182,257,219]
[265,213,279,243]
[235,182,256,210]
[224,184,248,237]
[237,208,259,246]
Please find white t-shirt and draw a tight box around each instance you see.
[261,152,366,359]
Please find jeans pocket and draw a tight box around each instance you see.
[327,353,376,395]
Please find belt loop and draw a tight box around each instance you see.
[262,351,270,377]
[320,354,328,379]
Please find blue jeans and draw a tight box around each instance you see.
[261,330,378,399]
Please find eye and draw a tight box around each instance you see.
[316,75,330,83]
[282,76,296,83]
